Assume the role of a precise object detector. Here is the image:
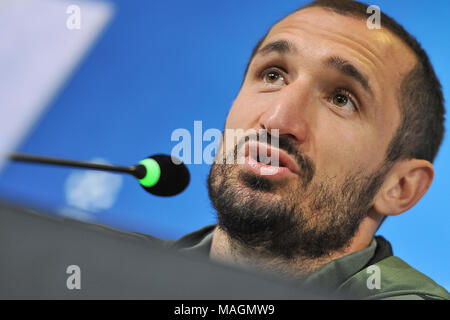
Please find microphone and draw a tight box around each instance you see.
[8,153,190,197]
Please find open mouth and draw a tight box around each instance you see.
[243,141,300,177]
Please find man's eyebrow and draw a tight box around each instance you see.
[254,41,374,96]
[324,56,373,96]
[257,39,297,56]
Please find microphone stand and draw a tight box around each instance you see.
[8,152,146,179]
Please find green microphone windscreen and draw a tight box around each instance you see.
[138,154,190,196]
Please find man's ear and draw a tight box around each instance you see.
[373,159,434,216]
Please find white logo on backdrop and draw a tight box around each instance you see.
[59,158,122,221]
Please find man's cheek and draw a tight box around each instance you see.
[227,106,249,128]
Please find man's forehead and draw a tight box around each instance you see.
[264,7,416,75]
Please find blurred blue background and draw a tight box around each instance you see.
[0,0,448,289]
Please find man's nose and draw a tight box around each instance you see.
[258,81,310,143]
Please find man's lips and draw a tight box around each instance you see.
[243,141,301,177]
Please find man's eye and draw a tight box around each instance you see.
[330,89,357,111]
[333,94,349,107]
[262,70,285,86]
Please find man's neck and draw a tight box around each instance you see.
[209,216,378,280]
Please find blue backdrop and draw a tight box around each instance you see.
[1,0,449,289]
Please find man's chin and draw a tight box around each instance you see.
[239,170,275,193]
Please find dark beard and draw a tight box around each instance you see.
[207,134,391,260]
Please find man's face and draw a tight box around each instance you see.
[208,8,416,258]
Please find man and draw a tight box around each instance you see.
[168,0,449,299]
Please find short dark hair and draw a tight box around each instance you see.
[243,0,445,164]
